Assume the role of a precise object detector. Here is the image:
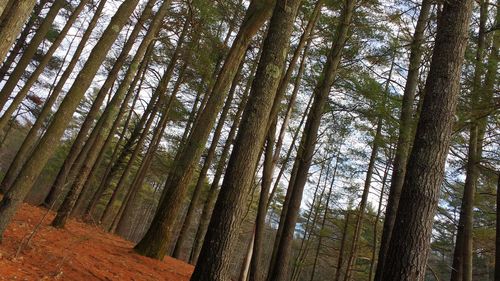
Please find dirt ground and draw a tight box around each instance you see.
[0,203,193,280]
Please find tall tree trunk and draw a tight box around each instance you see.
[374,1,432,279]
[0,0,48,82]
[381,0,474,279]
[190,1,301,279]
[0,0,88,133]
[334,210,351,281]
[50,0,173,228]
[369,154,392,281]
[310,159,338,281]
[113,60,189,234]
[0,0,141,239]
[267,1,355,280]
[134,0,275,259]
[496,174,500,281]
[79,59,148,219]
[0,0,37,66]
[345,47,394,281]
[41,0,155,206]
[172,58,245,260]
[0,0,65,109]
[0,0,107,194]
[189,71,253,265]
[450,1,488,281]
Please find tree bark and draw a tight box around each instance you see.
[172,58,244,260]
[0,0,48,82]
[134,0,275,259]
[0,0,65,109]
[188,69,253,265]
[381,0,474,279]
[190,1,301,279]
[0,0,107,194]
[373,1,432,279]
[50,0,173,228]
[41,0,155,207]
[450,1,488,281]
[0,0,88,134]
[267,1,355,280]
[0,0,37,67]
[0,0,141,239]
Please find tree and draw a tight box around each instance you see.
[134,0,275,259]
[267,0,355,279]
[381,0,474,279]
[0,0,37,64]
[190,0,303,279]
[0,0,141,239]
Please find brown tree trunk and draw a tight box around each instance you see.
[50,0,173,228]
[0,0,141,239]
[134,0,275,259]
[267,1,355,280]
[0,0,65,109]
[450,1,488,281]
[0,0,48,82]
[381,0,474,279]
[334,210,351,281]
[41,0,155,207]
[0,0,88,133]
[0,0,107,194]
[374,1,432,278]
[190,1,302,279]
[172,58,245,260]
[496,173,500,281]
[188,71,253,265]
[0,0,37,66]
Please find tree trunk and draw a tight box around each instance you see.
[41,0,155,207]
[267,1,355,280]
[0,0,88,133]
[134,0,275,259]
[172,58,244,260]
[374,1,431,278]
[0,0,48,82]
[0,0,65,109]
[496,173,500,281]
[0,0,107,194]
[381,0,474,279]
[189,70,253,265]
[311,159,338,281]
[190,1,301,279]
[334,210,351,281]
[0,0,141,239]
[0,0,37,66]
[450,1,488,280]
[369,154,392,281]
[50,0,173,228]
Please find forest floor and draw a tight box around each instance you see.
[0,203,193,280]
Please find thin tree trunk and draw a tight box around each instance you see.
[134,0,275,259]
[496,174,500,281]
[42,0,155,206]
[334,210,351,281]
[50,0,173,228]
[188,67,254,265]
[0,0,48,82]
[0,0,141,239]
[0,0,107,194]
[190,1,301,279]
[0,0,65,109]
[450,1,488,281]
[267,1,355,280]
[0,0,37,66]
[374,1,431,278]
[369,155,392,281]
[381,0,474,279]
